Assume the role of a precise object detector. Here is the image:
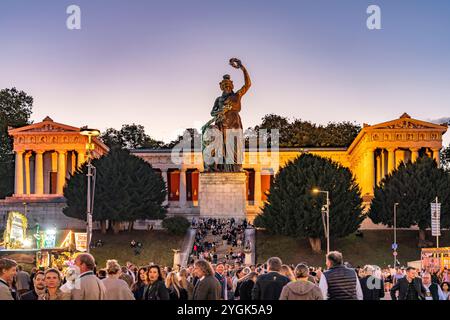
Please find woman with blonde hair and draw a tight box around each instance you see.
[178,268,194,300]
[280,265,295,282]
[165,271,188,300]
[102,259,135,300]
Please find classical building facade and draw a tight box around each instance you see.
[0,116,108,229]
[0,113,447,229]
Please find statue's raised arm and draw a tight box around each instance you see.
[230,58,251,97]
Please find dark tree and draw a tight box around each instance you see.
[252,114,361,148]
[369,156,450,246]
[0,88,33,199]
[63,149,167,234]
[254,153,364,252]
[100,124,165,150]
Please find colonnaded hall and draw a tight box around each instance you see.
[0,113,447,230]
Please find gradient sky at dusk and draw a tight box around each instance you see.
[1,0,449,145]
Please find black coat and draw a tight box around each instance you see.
[390,277,427,300]
[359,276,385,300]
[19,290,38,300]
[238,279,255,300]
[251,272,290,300]
[143,280,170,300]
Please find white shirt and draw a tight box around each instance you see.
[319,271,363,300]
[424,283,446,300]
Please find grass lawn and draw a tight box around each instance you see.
[256,229,450,268]
[90,230,184,268]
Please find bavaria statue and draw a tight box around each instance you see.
[201,58,251,172]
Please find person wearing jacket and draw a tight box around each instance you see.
[143,265,169,300]
[252,257,290,300]
[71,253,106,300]
[390,267,427,300]
[20,271,45,300]
[102,260,135,300]
[422,272,446,300]
[0,258,17,300]
[131,266,148,300]
[279,264,323,300]
[192,260,221,300]
[359,265,385,300]
[237,272,258,300]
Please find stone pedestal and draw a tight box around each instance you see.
[199,172,246,218]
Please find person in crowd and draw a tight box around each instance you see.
[97,269,107,280]
[440,282,450,300]
[102,260,135,300]
[131,266,148,300]
[280,265,296,282]
[15,265,31,297]
[393,267,405,285]
[252,257,290,300]
[390,267,427,300]
[279,264,323,300]
[319,251,363,300]
[165,271,188,300]
[0,258,17,300]
[192,260,221,300]
[120,266,134,288]
[143,265,170,300]
[20,271,45,300]
[421,271,446,300]
[39,268,71,300]
[71,253,106,300]
[359,265,385,300]
[237,272,258,300]
[178,268,194,300]
[214,263,229,300]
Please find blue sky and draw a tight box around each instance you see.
[1,0,449,145]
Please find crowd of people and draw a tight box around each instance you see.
[1,250,449,300]
[190,218,248,265]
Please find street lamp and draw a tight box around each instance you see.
[80,126,100,253]
[312,188,330,255]
[393,202,399,267]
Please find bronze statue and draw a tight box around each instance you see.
[202,58,251,172]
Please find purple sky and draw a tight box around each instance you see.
[1,0,449,145]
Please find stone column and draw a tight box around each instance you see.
[56,150,67,194]
[15,150,24,195]
[376,154,381,185]
[24,152,32,195]
[179,169,187,208]
[161,169,169,206]
[380,149,386,179]
[35,150,44,195]
[432,148,440,167]
[387,148,396,174]
[365,149,375,195]
[254,168,262,208]
[410,148,420,163]
[395,149,404,168]
[77,150,86,168]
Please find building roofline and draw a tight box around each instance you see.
[130,147,348,154]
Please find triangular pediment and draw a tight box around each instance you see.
[8,117,81,135]
[367,115,447,131]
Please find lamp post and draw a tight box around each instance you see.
[393,202,399,267]
[312,188,330,255]
[80,126,100,253]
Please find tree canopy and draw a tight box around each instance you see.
[252,114,361,148]
[100,123,165,150]
[0,88,33,198]
[63,148,167,233]
[254,153,364,252]
[368,156,450,245]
